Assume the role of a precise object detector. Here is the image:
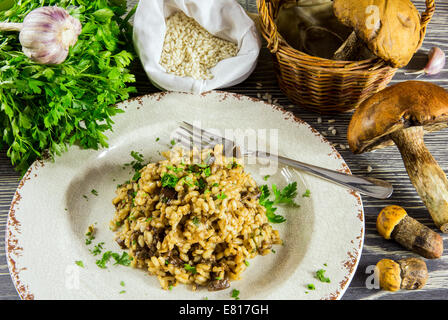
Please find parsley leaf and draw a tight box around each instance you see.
[272,182,299,206]
[161,173,179,188]
[216,193,227,200]
[259,185,285,223]
[231,289,240,300]
[112,252,132,266]
[192,217,200,226]
[184,264,197,274]
[316,269,331,283]
[96,251,112,269]
[75,260,84,268]
[130,151,144,162]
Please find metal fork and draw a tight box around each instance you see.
[174,122,393,199]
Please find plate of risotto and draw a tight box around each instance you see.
[6,91,364,300]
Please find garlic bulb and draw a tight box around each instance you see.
[0,6,82,64]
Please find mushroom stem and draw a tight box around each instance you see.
[332,31,363,61]
[391,126,448,233]
[0,22,23,32]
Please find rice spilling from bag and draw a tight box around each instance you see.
[111,145,282,291]
[159,11,239,80]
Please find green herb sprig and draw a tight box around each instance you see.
[259,182,301,223]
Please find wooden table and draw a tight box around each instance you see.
[1,0,448,300]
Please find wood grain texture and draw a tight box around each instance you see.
[1,0,448,300]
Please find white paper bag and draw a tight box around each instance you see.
[133,0,261,93]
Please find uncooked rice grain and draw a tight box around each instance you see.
[159,11,239,80]
[111,145,282,291]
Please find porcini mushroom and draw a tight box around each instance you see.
[376,258,428,292]
[348,81,448,233]
[332,0,421,67]
[377,205,443,259]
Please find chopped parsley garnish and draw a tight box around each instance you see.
[259,185,285,224]
[156,137,160,142]
[96,251,132,269]
[272,182,299,206]
[182,176,194,187]
[130,151,144,162]
[91,189,99,196]
[132,171,141,181]
[184,264,197,274]
[302,189,311,198]
[231,289,240,300]
[85,233,95,245]
[316,269,331,283]
[216,193,227,200]
[112,252,133,266]
[215,277,223,280]
[244,260,250,266]
[119,290,126,294]
[82,195,88,201]
[307,284,315,290]
[263,175,270,181]
[161,173,179,188]
[195,177,207,192]
[167,165,183,173]
[120,281,125,287]
[259,182,301,224]
[192,217,200,226]
[125,151,147,182]
[203,166,211,177]
[168,285,173,290]
[211,183,219,188]
[75,260,84,268]
[90,242,104,256]
[170,139,176,146]
[96,251,112,269]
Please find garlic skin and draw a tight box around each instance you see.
[424,47,445,75]
[19,6,82,65]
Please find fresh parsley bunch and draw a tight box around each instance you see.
[0,0,136,173]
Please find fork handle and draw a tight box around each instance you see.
[246,151,393,199]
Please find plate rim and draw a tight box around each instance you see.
[5,90,365,300]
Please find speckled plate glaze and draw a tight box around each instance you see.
[6,91,364,300]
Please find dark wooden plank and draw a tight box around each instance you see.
[1,0,448,300]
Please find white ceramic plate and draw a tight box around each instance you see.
[6,91,364,300]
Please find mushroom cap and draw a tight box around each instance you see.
[377,205,408,239]
[397,257,428,290]
[348,81,448,154]
[333,0,421,67]
[376,259,401,292]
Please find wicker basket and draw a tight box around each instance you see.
[257,0,435,113]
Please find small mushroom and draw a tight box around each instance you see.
[376,258,428,291]
[377,205,443,259]
[348,81,448,233]
[376,259,402,292]
[332,0,421,67]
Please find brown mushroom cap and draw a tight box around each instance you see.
[377,205,407,240]
[333,0,421,68]
[376,259,402,292]
[397,257,428,290]
[348,81,448,154]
